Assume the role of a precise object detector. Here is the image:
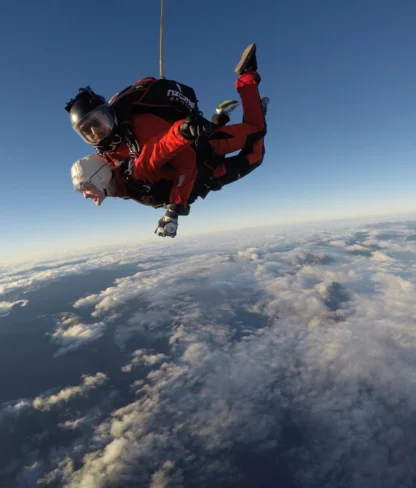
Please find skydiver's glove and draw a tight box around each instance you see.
[179,114,212,140]
[155,208,179,238]
[206,178,224,191]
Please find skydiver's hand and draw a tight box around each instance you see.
[179,114,212,140]
[155,211,178,238]
[206,178,224,191]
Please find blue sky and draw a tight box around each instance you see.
[1,0,416,263]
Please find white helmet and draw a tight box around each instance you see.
[71,154,113,194]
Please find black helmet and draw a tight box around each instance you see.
[65,87,117,146]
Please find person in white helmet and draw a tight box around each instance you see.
[71,154,182,237]
[71,155,119,206]
[71,154,179,208]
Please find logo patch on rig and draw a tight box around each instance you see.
[167,89,196,111]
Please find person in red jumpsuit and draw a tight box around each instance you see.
[66,43,267,238]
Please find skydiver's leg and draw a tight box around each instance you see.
[207,43,267,187]
[193,44,268,197]
[211,95,269,187]
[194,86,269,194]
[208,70,266,160]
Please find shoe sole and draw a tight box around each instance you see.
[234,43,257,75]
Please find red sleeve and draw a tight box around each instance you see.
[131,121,197,206]
[134,120,193,173]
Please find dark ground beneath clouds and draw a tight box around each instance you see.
[1,221,416,488]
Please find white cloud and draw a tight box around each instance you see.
[182,343,210,365]
[0,399,31,423]
[122,350,167,373]
[49,313,106,356]
[37,458,74,487]
[149,461,182,488]
[7,220,416,487]
[33,373,108,411]
[0,299,28,317]
[58,417,89,430]
[0,371,109,452]
[372,250,396,262]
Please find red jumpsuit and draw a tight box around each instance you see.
[209,71,266,179]
[105,71,265,206]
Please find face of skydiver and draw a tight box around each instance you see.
[76,182,107,206]
[71,154,114,206]
[75,107,115,145]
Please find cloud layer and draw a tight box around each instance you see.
[2,220,416,487]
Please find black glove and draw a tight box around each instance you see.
[206,178,224,191]
[179,114,212,140]
[155,207,180,238]
[155,215,178,238]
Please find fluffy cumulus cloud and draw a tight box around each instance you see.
[49,313,106,356]
[3,220,416,487]
[121,349,167,373]
[32,373,108,411]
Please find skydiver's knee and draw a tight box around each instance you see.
[246,151,265,167]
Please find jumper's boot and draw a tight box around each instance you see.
[234,43,258,75]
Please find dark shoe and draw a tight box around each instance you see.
[235,43,258,75]
[261,95,270,115]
